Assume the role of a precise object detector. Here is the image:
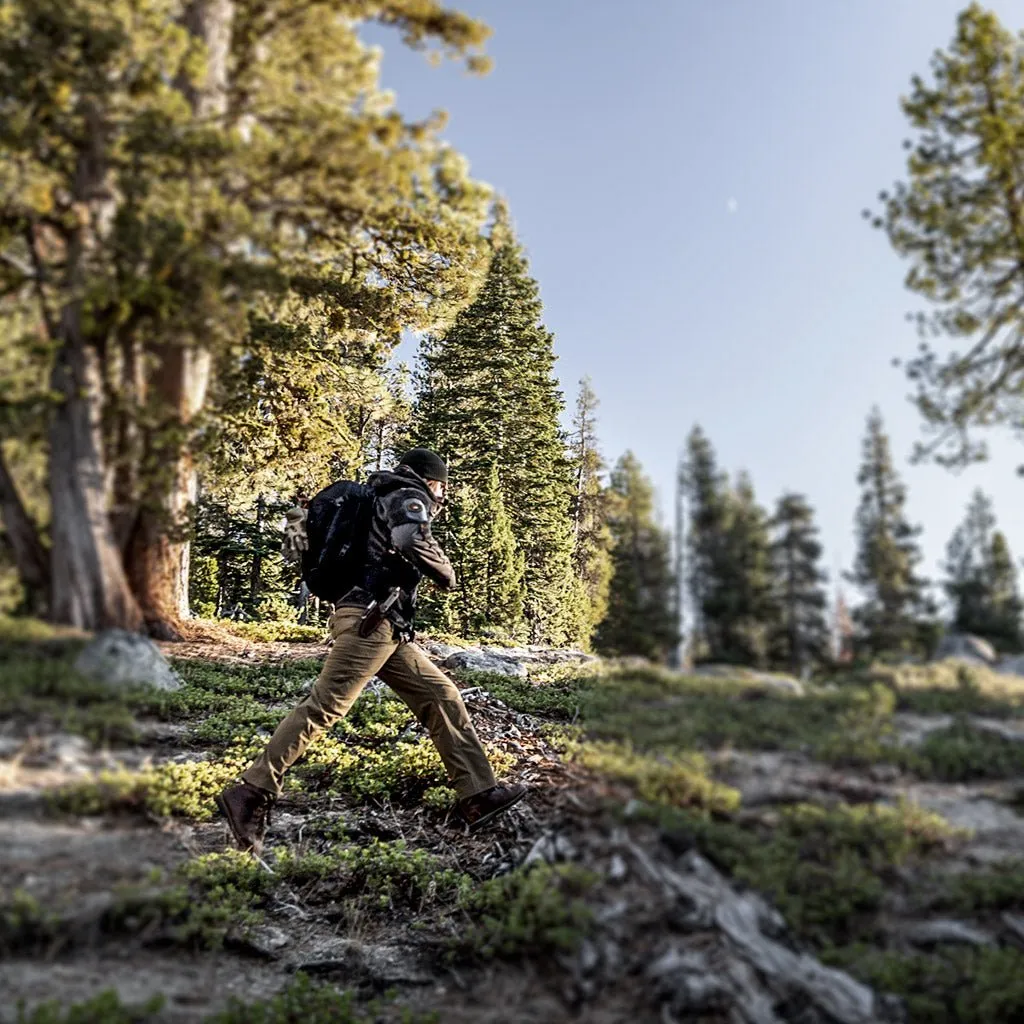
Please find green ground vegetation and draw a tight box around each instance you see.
[15,975,437,1024]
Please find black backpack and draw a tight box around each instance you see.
[301,480,375,602]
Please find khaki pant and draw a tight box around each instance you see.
[243,607,497,800]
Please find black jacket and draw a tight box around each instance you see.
[339,467,455,625]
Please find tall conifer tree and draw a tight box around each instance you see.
[568,378,613,643]
[594,452,677,661]
[944,490,1023,650]
[847,408,933,657]
[717,473,776,668]
[681,426,731,661]
[769,492,829,674]
[413,208,581,643]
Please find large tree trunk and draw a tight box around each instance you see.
[48,303,143,631]
[0,445,50,615]
[123,0,233,638]
[125,343,212,638]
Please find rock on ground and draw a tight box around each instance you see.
[74,630,182,692]
[440,644,597,679]
[934,633,998,665]
[442,649,529,678]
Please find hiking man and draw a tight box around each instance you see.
[217,448,527,852]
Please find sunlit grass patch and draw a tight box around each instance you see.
[851,660,1024,719]
[49,755,247,820]
[573,739,740,815]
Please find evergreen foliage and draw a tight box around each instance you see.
[568,378,613,644]
[681,426,731,662]
[871,4,1024,467]
[594,452,677,661]
[683,428,776,667]
[717,473,776,669]
[847,409,934,658]
[769,492,830,674]
[0,0,493,631]
[413,213,583,644]
[944,490,1023,651]
[189,494,295,622]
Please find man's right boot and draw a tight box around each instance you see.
[216,781,274,854]
[456,782,528,832]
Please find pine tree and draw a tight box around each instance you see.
[848,409,933,657]
[681,426,731,662]
[989,532,1024,652]
[769,493,829,675]
[0,0,493,634]
[717,473,776,668]
[944,490,1023,650]
[568,378,613,644]
[441,464,525,638]
[190,492,294,621]
[413,210,581,644]
[594,452,678,661]
[870,4,1024,467]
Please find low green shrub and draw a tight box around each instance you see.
[649,799,962,948]
[574,740,740,815]
[932,859,1024,914]
[49,756,246,820]
[453,669,595,718]
[1,889,59,955]
[915,719,1024,782]
[451,863,596,962]
[421,785,456,810]
[330,839,470,910]
[15,975,437,1024]
[16,990,165,1024]
[208,973,438,1023]
[833,945,1024,1024]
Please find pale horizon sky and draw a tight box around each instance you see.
[366,1,1024,608]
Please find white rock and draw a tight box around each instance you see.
[934,633,998,665]
[442,649,528,678]
[74,630,181,691]
[247,924,290,953]
[419,640,465,661]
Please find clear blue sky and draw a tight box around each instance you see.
[365,1,1023,605]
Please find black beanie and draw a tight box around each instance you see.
[399,448,448,484]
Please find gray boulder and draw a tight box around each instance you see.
[442,648,528,678]
[480,645,597,666]
[934,633,998,665]
[418,639,466,662]
[74,630,182,692]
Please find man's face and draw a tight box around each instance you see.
[425,478,446,502]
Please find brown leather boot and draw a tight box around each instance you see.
[457,782,528,832]
[216,781,274,853]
